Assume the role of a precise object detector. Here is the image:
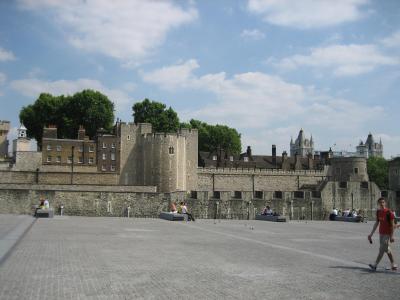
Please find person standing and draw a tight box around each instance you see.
[368,197,397,271]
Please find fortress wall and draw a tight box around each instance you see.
[197,168,326,192]
[0,185,174,217]
[0,170,119,185]
[320,181,381,219]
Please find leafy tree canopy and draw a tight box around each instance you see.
[181,119,242,155]
[132,98,179,132]
[367,156,388,190]
[19,90,114,147]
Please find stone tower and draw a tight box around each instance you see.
[290,129,314,157]
[0,120,10,158]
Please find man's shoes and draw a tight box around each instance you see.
[391,264,398,271]
[369,264,377,271]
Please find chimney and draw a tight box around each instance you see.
[294,152,302,170]
[246,146,252,157]
[272,144,277,166]
[78,125,85,140]
[43,125,57,139]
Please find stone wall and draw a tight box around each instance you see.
[197,168,326,192]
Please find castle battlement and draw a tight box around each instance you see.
[197,167,326,176]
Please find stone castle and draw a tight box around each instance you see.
[0,120,398,219]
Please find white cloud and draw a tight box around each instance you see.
[240,29,265,40]
[247,0,369,29]
[141,60,381,143]
[10,78,132,115]
[0,47,16,61]
[18,0,198,64]
[381,31,400,48]
[275,44,398,76]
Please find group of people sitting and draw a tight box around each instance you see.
[261,206,280,216]
[170,201,195,221]
[329,207,361,220]
[34,197,50,216]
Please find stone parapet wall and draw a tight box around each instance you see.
[197,168,326,192]
[0,170,119,185]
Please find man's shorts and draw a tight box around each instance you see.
[379,234,391,253]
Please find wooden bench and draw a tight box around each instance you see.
[35,209,54,218]
[332,216,362,222]
[255,214,287,222]
[159,212,186,221]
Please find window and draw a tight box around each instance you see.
[46,156,51,163]
[274,191,283,199]
[111,143,115,148]
[102,153,106,160]
[213,191,220,199]
[190,191,198,199]
[127,135,131,141]
[394,169,398,175]
[56,156,61,163]
[78,146,83,152]
[111,153,115,161]
[312,191,321,198]
[254,191,263,199]
[212,155,217,161]
[381,190,388,197]
[244,157,249,162]
[294,191,304,198]
[354,167,359,174]
[360,181,368,189]
[101,165,106,171]
[230,156,234,162]
[89,145,94,152]
[56,145,61,151]
[234,191,242,199]
[335,167,341,175]
[339,181,347,189]
[88,157,94,164]
[102,142,106,149]
[110,165,116,171]
[46,144,52,151]
[78,157,83,164]
[169,147,174,154]
[67,156,72,164]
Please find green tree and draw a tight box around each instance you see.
[367,156,388,190]
[181,119,242,155]
[19,90,114,148]
[132,99,179,132]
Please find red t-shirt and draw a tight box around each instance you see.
[377,208,394,235]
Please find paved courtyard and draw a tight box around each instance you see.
[0,215,398,299]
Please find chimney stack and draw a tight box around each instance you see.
[78,125,86,140]
[272,144,277,166]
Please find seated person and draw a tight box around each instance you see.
[181,202,195,221]
[170,201,177,213]
[44,198,50,209]
[343,208,350,217]
[329,207,338,220]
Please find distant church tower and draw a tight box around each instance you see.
[13,124,30,157]
[290,129,314,157]
[356,133,383,158]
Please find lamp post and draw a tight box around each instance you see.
[70,146,74,184]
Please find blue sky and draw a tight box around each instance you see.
[0,0,399,158]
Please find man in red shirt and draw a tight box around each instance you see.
[368,197,397,271]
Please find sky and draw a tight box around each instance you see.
[0,0,399,158]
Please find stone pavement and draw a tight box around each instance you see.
[0,215,398,299]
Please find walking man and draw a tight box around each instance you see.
[368,197,397,271]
